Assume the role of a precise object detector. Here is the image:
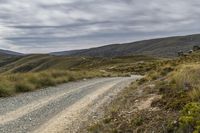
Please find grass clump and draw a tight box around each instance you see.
[152,64,200,110]
[15,81,36,92]
[171,64,200,100]
[0,80,15,97]
[153,80,191,110]
[37,74,57,87]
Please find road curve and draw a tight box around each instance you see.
[0,76,141,133]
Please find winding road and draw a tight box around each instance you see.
[0,76,141,133]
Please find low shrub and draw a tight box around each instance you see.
[153,81,191,110]
[178,102,200,133]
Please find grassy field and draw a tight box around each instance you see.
[0,54,159,97]
[87,51,200,133]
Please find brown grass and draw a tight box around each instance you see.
[171,64,200,100]
[0,70,109,97]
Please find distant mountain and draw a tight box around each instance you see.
[0,49,23,57]
[51,49,86,56]
[51,34,200,57]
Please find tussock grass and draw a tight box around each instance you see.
[15,81,35,92]
[0,80,15,97]
[0,70,107,97]
[171,64,200,100]
[152,64,200,110]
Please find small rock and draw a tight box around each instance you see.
[135,100,139,102]
[148,84,155,88]
[173,120,177,124]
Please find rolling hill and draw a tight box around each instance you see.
[0,54,158,74]
[51,34,200,57]
[0,49,23,58]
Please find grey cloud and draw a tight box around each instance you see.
[0,0,200,53]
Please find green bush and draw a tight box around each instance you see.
[178,102,200,133]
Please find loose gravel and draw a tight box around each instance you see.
[0,76,141,133]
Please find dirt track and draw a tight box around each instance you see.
[0,76,141,133]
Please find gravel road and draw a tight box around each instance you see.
[0,75,141,133]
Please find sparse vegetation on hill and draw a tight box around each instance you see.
[0,54,158,97]
[51,34,200,58]
[0,54,158,74]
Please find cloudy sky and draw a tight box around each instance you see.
[0,0,200,53]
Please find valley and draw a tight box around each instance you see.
[0,34,200,133]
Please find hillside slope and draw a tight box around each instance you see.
[0,49,23,57]
[0,54,158,73]
[0,54,158,97]
[51,34,200,57]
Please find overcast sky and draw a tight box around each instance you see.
[0,0,200,53]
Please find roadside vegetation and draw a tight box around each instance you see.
[0,70,111,97]
[87,51,200,133]
[0,54,159,97]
